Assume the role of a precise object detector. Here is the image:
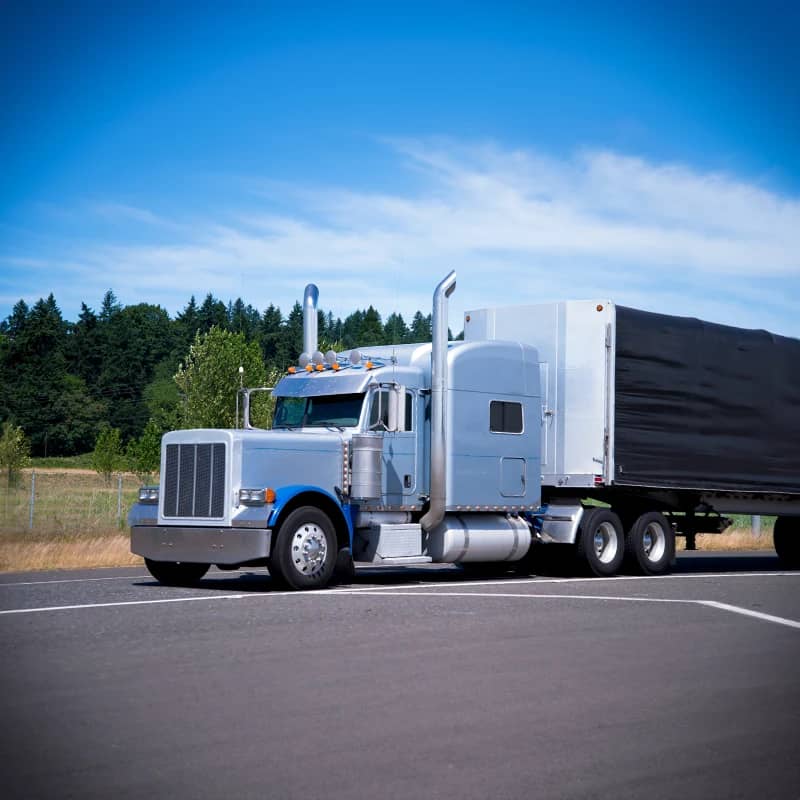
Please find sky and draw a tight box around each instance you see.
[1,0,799,338]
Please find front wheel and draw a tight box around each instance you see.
[269,506,338,590]
[774,517,800,569]
[576,508,625,576]
[144,559,209,586]
[624,512,674,575]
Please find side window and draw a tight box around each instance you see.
[370,389,415,431]
[490,400,523,434]
[369,390,390,429]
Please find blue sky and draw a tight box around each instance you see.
[2,0,799,337]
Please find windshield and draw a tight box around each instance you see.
[273,393,365,429]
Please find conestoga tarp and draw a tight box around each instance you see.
[614,306,800,493]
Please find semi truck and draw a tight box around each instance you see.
[129,271,800,588]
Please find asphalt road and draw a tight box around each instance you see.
[2,552,799,800]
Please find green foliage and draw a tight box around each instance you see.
[1,284,436,455]
[175,327,268,429]
[126,418,163,481]
[0,421,30,488]
[92,425,124,483]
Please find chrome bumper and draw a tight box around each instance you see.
[131,526,272,565]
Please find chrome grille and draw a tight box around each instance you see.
[163,443,226,518]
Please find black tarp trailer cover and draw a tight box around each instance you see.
[614,307,800,495]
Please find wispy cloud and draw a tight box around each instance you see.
[2,139,799,336]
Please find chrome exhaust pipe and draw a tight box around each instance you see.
[420,270,456,531]
[302,284,319,357]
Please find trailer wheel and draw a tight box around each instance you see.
[269,506,338,590]
[624,512,674,575]
[774,517,800,569]
[576,508,624,576]
[144,558,209,586]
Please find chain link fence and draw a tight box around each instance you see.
[0,470,145,537]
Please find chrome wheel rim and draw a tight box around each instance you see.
[290,522,328,577]
[642,522,666,563]
[593,521,619,564]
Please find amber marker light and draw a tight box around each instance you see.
[365,361,374,369]
[287,366,296,374]
[332,363,340,371]
[596,304,604,312]
[316,364,324,371]
[305,364,313,372]
[265,488,276,504]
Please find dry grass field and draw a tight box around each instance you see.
[0,469,776,572]
[0,469,144,572]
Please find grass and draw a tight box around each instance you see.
[1,468,145,572]
[30,453,95,469]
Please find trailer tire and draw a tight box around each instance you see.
[576,508,625,577]
[624,512,674,575]
[774,517,800,569]
[144,558,209,586]
[269,506,338,590]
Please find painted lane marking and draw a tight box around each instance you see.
[335,590,800,631]
[0,594,254,615]
[0,575,150,587]
[0,569,796,590]
[2,585,799,629]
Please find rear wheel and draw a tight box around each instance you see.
[269,506,338,590]
[774,516,800,569]
[624,511,675,575]
[576,508,624,576]
[144,559,209,586]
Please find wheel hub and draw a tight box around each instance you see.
[290,523,328,576]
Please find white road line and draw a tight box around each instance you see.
[0,569,796,590]
[338,590,800,630]
[0,575,150,587]
[0,593,254,615]
[699,601,800,630]
[2,585,799,629]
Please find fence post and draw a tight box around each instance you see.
[117,474,123,525]
[29,470,36,530]
[752,515,761,538]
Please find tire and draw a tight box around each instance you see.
[624,511,675,575]
[576,508,624,577]
[774,516,800,569]
[144,558,209,586]
[269,506,338,590]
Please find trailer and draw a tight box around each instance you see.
[129,272,800,588]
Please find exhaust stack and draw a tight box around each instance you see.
[420,270,457,532]
[302,284,319,358]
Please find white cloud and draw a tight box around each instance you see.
[2,139,799,336]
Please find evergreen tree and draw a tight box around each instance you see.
[359,306,384,346]
[95,303,175,441]
[410,311,432,342]
[281,302,304,365]
[341,309,365,349]
[384,312,409,344]
[198,293,228,332]
[259,304,283,366]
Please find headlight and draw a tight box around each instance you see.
[239,488,268,506]
[138,486,159,504]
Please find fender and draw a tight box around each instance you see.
[268,484,356,547]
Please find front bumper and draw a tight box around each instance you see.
[131,526,272,565]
